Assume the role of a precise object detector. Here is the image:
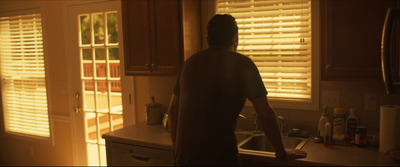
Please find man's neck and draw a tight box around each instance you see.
[209,46,236,52]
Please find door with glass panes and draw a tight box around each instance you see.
[67,1,134,166]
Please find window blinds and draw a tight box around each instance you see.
[0,13,50,138]
[217,0,312,100]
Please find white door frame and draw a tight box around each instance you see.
[63,0,135,165]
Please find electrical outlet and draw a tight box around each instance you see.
[321,90,340,108]
[364,93,377,110]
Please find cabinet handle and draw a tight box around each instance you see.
[151,64,156,68]
[130,155,150,162]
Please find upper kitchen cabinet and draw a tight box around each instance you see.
[320,0,399,81]
[121,0,201,76]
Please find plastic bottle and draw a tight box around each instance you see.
[324,122,332,147]
[346,108,358,142]
[318,106,330,138]
[333,107,346,142]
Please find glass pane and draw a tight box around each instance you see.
[80,15,90,45]
[83,62,93,78]
[87,143,100,166]
[109,63,120,78]
[95,48,106,60]
[99,113,110,138]
[111,114,123,131]
[96,81,109,112]
[95,63,106,78]
[107,12,118,44]
[95,49,106,77]
[86,112,97,141]
[93,13,104,44]
[82,49,92,60]
[110,81,121,93]
[97,80,108,93]
[110,82,122,114]
[108,48,119,60]
[83,81,95,111]
[99,145,107,166]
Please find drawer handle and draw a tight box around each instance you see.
[131,155,150,162]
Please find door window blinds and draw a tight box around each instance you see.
[0,13,50,138]
[217,0,312,100]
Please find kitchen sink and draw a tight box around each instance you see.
[238,133,310,153]
[235,131,253,144]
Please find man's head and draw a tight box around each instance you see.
[207,14,238,50]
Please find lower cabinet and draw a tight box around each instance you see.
[106,141,174,166]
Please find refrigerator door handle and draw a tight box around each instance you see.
[381,8,396,94]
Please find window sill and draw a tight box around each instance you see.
[1,131,53,145]
[245,97,319,111]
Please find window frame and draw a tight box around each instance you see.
[201,0,320,110]
[0,5,53,144]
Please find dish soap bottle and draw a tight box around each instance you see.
[333,107,346,142]
[318,106,330,138]
[346,108,358,142]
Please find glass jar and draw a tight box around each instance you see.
[355,126,367,147]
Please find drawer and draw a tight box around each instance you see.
[109,142,174,166]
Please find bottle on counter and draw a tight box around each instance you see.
[333,107,346,142]
[324,122,332,147]
[346,108,358,142]
[318,106,330,139]
[355,126,367,147]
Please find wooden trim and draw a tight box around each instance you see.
[51,113,71,122]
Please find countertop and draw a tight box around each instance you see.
[299,140,400,166]
[102,122,400,166]
[102,122,173,151]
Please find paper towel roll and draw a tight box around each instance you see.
[380,105,400,153]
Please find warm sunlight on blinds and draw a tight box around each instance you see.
[0,13,50,138]
[217,0,312,100]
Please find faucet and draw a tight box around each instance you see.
[239,114,285,135]
[239,114,261,133]
[277,116,285,136]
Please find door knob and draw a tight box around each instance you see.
[73,92,82,113]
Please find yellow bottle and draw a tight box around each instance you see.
[333,107,346,142]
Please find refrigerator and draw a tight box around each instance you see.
[381,8,400,94]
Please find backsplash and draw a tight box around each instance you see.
[148,76,177,114]
[145,76,400,135]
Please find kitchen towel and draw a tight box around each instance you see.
[380,105,400,153]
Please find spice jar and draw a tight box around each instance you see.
[355,126,367,147]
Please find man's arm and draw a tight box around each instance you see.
[167,94,179,148]
[251,96,307,160]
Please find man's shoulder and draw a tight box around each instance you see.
[231,51,251,60]
[186,50,206,61]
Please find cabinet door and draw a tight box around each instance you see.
[321,0,399,81]
[122,0,184,76]
[122,0,152,75]
[151,0,183,75]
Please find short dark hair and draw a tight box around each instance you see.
[207,14,238,48]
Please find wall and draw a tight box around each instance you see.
[0,0,73,165]
[138,77,400,137]
[273,81,400,134]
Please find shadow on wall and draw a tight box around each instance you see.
[145,77,400,135]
